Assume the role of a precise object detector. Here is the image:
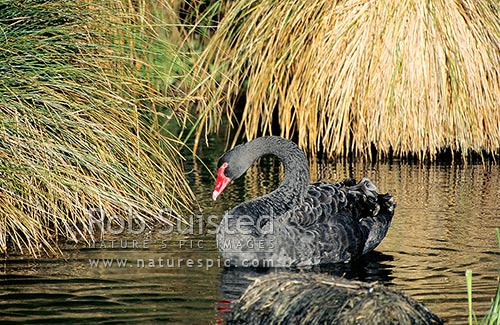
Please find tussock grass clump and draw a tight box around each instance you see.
[231,272,443,324]
[0,0,195,256]
[195,0,500,159]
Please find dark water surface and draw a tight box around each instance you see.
[1,158,499,324]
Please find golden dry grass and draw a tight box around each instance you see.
[0,0,196,256]
[194,0,500,159]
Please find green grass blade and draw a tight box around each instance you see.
[467,270,477,325]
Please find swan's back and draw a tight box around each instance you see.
[284,178,395,264]
[217,178,395,267]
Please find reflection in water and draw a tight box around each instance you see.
[1,247,222,323]
[218,251,395,301]
[1,160,499,324]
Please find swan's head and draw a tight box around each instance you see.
[212,144,253,200]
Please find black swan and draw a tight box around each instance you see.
[213,136,395,267]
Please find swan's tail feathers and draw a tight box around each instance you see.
[342,178,395,254]
[359,192,395,254]
[378,193,396,215]
[343,178,380,216]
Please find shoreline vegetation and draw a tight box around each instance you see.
[193,0,500,161]
[0,0,197,256]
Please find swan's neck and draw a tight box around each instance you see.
[246,137,310,206]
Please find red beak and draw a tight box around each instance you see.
[213,163,231,201]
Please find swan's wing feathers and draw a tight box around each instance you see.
[291,178,395,262]
[290,182,343,228]
[289,196,322,228]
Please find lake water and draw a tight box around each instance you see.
[1,154,499,324]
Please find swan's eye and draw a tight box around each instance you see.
[220,162,229,175]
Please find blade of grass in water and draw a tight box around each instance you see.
[467,270,477,325]
[466,229,500,325]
